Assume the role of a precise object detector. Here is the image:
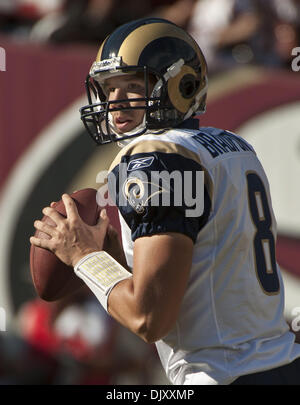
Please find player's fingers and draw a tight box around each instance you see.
[34,220,57,237]
[97,208,110,233]
[62,194,80,222]
[42,206,64,224]
[98,208,109,224]
[100,208,107,219]
[30,235,52,250]
[50,201,56,208]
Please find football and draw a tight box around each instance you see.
[30,188,102,301]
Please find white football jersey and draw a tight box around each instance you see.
[108,123,300,385]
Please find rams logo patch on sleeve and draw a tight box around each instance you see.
[122,171,170,214]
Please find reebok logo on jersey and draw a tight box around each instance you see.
[127,156,154,171]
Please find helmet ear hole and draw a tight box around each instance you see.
[179,74,198,99]
[168,66,199,114]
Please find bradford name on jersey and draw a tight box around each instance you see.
[107,121,300,385]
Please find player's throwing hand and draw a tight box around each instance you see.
[30,194,109,267]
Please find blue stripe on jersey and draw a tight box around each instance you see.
[108,151,211,243]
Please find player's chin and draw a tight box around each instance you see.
[114,120,136,133]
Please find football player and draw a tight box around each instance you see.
[30,18,300,384]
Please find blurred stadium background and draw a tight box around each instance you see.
[0,0,299,385]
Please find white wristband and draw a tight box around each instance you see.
[74,251,132,312]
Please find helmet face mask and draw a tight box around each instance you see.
[81,65,169,145]
[80,18,208,145]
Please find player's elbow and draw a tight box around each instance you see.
[135,322,163,344]
[133,298,180,343]
[137,324,161,344]
[134,314,174,344]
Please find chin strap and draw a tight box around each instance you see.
[184,76,208,120]
[153,58,185,96]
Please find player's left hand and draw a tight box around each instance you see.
[30,194,110,267]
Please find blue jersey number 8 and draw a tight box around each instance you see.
[246,172,280,295]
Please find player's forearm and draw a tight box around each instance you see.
[107,277,167,344]
[107,233,193,343]
[74,250,168,343]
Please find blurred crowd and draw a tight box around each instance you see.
[1,0,300,385]
[0,0,299,74]
[0,287,167,385]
